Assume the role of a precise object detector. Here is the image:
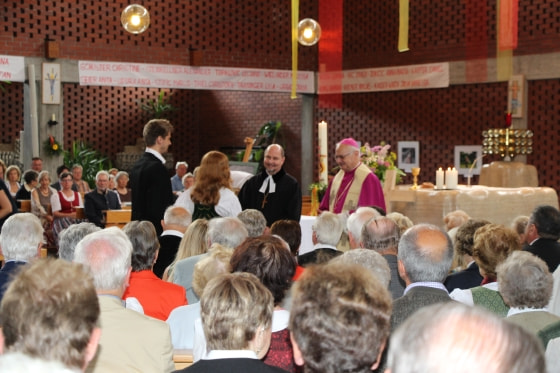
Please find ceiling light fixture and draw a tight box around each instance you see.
[121,4,150,34]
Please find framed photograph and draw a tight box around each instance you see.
[42,63,61,104]
[397,141,419,172]
[454,145,483,176]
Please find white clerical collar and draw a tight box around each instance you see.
[259,173,276,194]
[145,147,166,164]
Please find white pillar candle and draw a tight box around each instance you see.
[436,167,444,189]
[445,167,458,189]
[318,121,328,184]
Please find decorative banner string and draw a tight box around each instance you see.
[497,0,518,81]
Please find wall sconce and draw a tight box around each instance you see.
[48,114,58,126]
[121,4,150,34]
[298,18,321,46]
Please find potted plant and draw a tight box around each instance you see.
[139,91,177,119]
[63,140,111,188]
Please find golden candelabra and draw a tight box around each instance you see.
[482,129,533,160]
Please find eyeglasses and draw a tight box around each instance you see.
[335,152,354,160]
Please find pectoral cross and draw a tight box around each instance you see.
[261,193,268,209]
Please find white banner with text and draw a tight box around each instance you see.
[78,61,315,93]
[0,55,26,82]
[318,62,449,94]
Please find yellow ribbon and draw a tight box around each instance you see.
[398,0,409,52]
[291,0,299,99]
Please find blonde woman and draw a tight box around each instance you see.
[4,165,21,199]
[175,151,241,220]
[163,218,209,282]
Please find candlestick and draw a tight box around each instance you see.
[436,167,444,189]
[52,113,56,121]
[445,167,458,189]
[318,121,328,184]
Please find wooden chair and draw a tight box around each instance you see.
[301,195,312,216]
[173,349,193,370]
[18,199,31,212]
[104,209,132,229]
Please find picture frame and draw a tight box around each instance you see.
[454,145,483,176]
[42,63,61,104]
[397,141,419,172]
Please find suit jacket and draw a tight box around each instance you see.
[154,233,183,279]
[297,247,342,267]
[177,357,289,373]
[383,254,406,299]
[84,189,121,228]
[123,270,187,321]
[130,152,174,235]
[524,238,560,273]
[172,253,208,304]
[444,261,484,293]
[0,261,27,303]
[391,286,452,332]
[86,295,175,373]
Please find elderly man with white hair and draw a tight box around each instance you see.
[171,161,189,195]
[387,302,546,373]
[153,205,192,278]
[346,206,380,249]
[298,211,344,267]
[84,170,121,228]
[73,227,175,372]
[0,213,43,303]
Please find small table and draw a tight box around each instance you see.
[387,185,559,227]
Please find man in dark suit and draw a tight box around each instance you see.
[130,119,175,236]
[153,205,191,278]
[298,211,343,267]
[84,170,121,228]
[0,213,43,303]
[523,205,560,273]
[391,224,454,331]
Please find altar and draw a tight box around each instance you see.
[386,185,559,228]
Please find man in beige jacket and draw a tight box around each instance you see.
[75,227,175,373]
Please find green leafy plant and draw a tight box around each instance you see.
[139,91,177,119]
[63,140,111,188]
[0,81,11,92]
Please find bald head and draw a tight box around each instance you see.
[263,144,285,175]
[361,216,400,254]
[398,224,453,284]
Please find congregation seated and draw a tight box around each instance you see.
[164,218,209,282]
[498,251,560,371]
[391,224,454,332]
[237,208,268,237]
[523,205,560,273]
[51,171,84,245]
[154,205,192,279]
[122,220,187,321]
[72,164,91,195]
[172,217,247,304]
[360,216,405,299]
[0,259,101,371]
[0,213,43,304]
[333,248,391,289]
[74,227,175,372]
[289,262,392,373]
[4,164,21,199]
[387,302,546,373]
[450,224,521,316]
[229,235,297,372]
[114,170,132,204]
[167,244,232,350]
[31,170,56,247]
[84,170,121,228]
[14,169,38,201]
[444,219,489,292]
[346,206,380,249]
[270,219,305,281]
[510,215,529,244]
[58,222,101,261]
[298,211,343,267]
[175,272,285,373]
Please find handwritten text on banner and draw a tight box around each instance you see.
[318,62,449,94]
[78,61,315,93]
[0,55,26,82]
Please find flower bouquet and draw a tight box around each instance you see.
[44,135,63,156]
[361,142,405,184]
